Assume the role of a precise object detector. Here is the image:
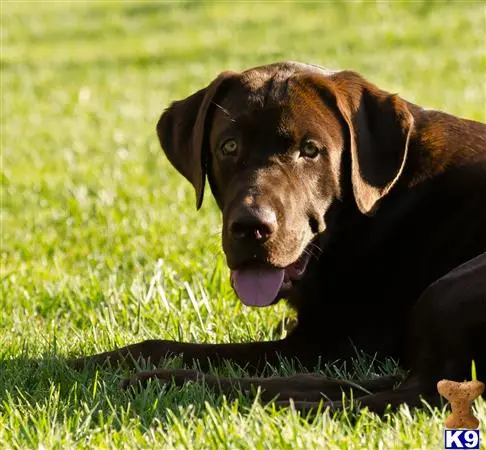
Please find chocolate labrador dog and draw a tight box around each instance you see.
[71,62,486,414]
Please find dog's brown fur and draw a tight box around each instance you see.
[71,62,486,414]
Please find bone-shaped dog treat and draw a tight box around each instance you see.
[437,379,485,429]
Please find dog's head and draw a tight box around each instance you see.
[157,62,414,307]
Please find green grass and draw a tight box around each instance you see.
[2,1,486,448]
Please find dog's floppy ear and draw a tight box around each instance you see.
[157,71,235,209]
[331,71,414,215]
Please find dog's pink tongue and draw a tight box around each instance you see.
[231,268,285,307]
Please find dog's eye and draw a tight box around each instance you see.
[220,139,238,156]
[300,141,320,158]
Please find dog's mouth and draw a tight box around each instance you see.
[230,248,312,307]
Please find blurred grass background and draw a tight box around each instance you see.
[1,1,485,448]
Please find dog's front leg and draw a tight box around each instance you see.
[121,370,401,404]
[68,338,296,373]
[120,368,264,398]
[275,375,440,415]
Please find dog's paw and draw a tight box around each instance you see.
[120,371,164,390]
[66,357,87,371]
[120,375,142,390]
[274,398,345,415]
[120,369,202,391]
[66,354,117,370]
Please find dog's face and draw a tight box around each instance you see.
[158,62,414,307]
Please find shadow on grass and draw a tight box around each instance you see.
[0,350,404,433]
[0,354,282,433]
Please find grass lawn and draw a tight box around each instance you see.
[2,1,486,448]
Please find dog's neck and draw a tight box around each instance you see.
[404,106,486,187]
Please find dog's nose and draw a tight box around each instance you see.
[229,206,277,242]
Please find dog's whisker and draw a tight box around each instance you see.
[303,248,319,260]
[309,243,322,252]
[212,102,236,123]
[308,242,323,253]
